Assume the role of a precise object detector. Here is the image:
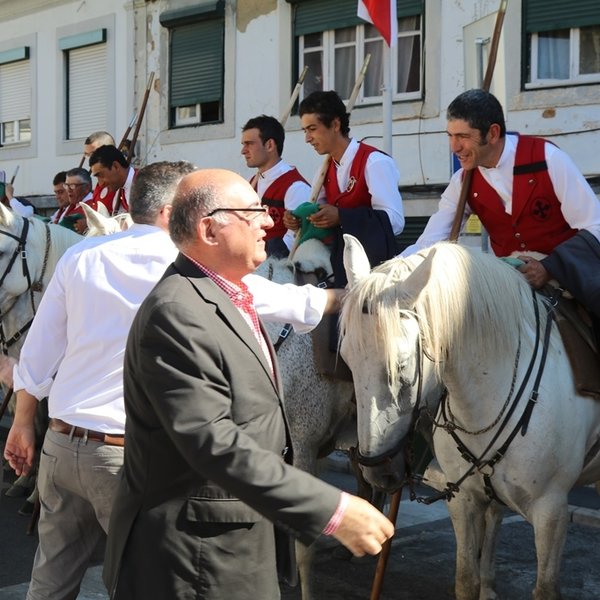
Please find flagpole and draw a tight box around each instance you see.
[382,43,393,156]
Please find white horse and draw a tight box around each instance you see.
[340,235,600,600]
[0,204,82,497]
[255,239,357,600]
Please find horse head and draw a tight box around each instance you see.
[340,235,444,492]
[290,238,333,287]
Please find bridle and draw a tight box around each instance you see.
[0,216,51,354]
[353,288,557,505]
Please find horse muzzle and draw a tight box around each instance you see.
[356,440,407,493]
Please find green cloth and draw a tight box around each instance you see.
[500,256,525,269]
[292,202,334,246]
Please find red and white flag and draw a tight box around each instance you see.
[357,0,397,47]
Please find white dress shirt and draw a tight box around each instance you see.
[256,161,311,250]
[14,226,328,431]
[315,137,405,235]
[402,134,600,255]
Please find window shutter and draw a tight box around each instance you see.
[0,60,30,122]
[68,43,108,139]
[170,20,224,107]
[291,0,423,36]
[524,0,600,33]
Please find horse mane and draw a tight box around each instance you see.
[340,243,547,392]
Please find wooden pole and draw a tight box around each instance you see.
[289,55,371,258]
[448,0,508,242]
[9,166,19,185]
[117,111,138,156]
[369,489,402,600]
[308,53,372,205]
[279,65,309,126]
[125,71,155,167]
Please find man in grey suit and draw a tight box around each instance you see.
[104,168,393,599]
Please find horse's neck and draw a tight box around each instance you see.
[44,225,81,286]
[442,344,523,432]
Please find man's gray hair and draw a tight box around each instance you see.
[129,161,196,225]
[169,182,229,247]
[66,167,92,187]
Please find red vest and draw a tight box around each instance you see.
[259,168,307,240]
[93,184,117,215]
[468,135,577,256]
[323,142,379,209]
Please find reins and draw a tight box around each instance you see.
[414,287,558,505]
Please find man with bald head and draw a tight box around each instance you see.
[104,169,394,599]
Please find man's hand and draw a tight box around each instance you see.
[283,210,301,231]
[3,390,39,476]
[517,256,551,289]
[308,204,340,228]
[324,288,346,315]
[73,217,88,235]
[4,424,35,476]
[332,495,394,557]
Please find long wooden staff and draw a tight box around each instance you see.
[448,0,508,241]
[288,55,371,258]
[280,65,309,125]
[308,53,371,205]
[9,166,19,185]
[117,111,138,155]
[369,489,402,600]
[125,71,155,167]
[250,67,310,190]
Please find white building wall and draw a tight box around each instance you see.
[0,0,598,209]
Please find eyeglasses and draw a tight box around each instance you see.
[63,182,87,190]
[207,206,270,222]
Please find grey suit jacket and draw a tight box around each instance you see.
[103,254,341,599]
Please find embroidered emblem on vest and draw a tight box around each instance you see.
[531,198,551,222]
[346,176,357,192]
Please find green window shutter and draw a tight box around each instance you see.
[524,0,600,32]
[169,19,224,107]
[395,216,430,252]
[397,1,424,20]
[289,0,423,35]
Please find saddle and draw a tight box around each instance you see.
[543,286,600,400]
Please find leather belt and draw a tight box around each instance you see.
[48,418,125,447]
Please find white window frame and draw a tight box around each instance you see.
[0,52,31,147]
[527,25,600,89]
[298,16,422,105]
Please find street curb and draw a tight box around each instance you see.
[569,505,600,528]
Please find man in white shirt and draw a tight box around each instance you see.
[403,89,600,324]
[285,90,405,287]
[3,161,340,600]
[241,114,311,257]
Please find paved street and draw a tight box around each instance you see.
[2,425,599,599]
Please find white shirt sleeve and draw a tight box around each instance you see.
[364,152,405,235]
[545,143,600,242]
[9,198,34,218]
[13,258,69,398]
[243,273,328,334]
[401,170,472,256]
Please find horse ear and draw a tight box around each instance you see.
[0,202,16,228]
[402,247,436,306]
[343,234,371,286]
[80,202,115,236]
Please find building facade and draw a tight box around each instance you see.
[0,0,598,220]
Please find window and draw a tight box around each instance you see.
[0,47,31,146]
[524,0,600,87]
[59,29,108,139]
[160,1,225,128]
[290,0,423,104]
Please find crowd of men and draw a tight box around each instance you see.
[2,88,600,599]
